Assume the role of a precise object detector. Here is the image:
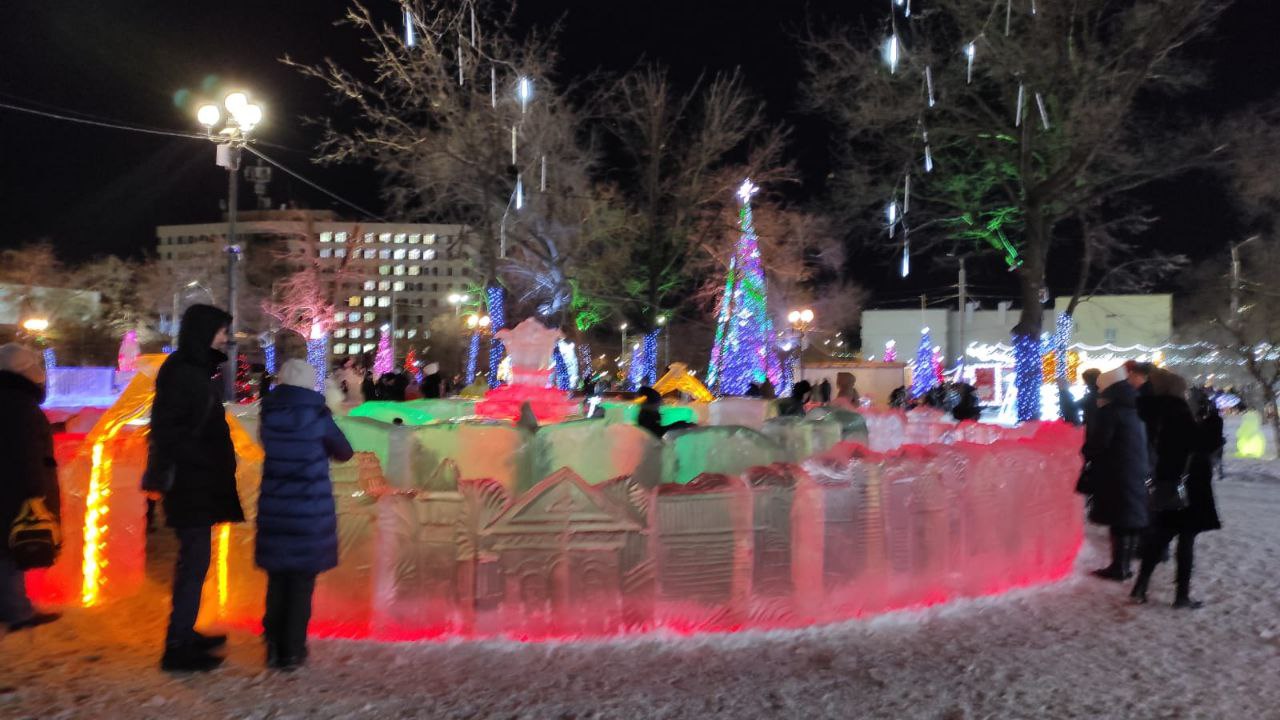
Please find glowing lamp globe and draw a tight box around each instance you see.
[197,104,221,127]
[224,92,249,114]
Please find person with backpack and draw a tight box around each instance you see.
[256,359,354,670]
[142,304,244,672]
[0,343,62,632]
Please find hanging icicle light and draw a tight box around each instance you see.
[903,174,911,214]
[1036,92,1051,130]
[905,0,911,17]
[925,66,936,107]
[404,9,416,47]
[510,126,518,164]
[965,42,977,84]
[1005,0,1013,35]
[490,67,497,108]
[518,76,533,113]
[1015,83,1025,126]
[515,174,524,210]
[1031,0,1038,15]
[922,128,934,173]
[886,200,899,227]
[540,155,547,191]
[882,35,901,74]
[470,5,478,45]
[901,233,911,278]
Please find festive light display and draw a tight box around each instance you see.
[577,342,592,388]
[1066,350,1081,383]
[263,343,277,376]
[304,336,327,392]
[552,345,570,390]
[931,345,945,384]
[884,340,898,363]
[404,348,421,382]
[486,286,506,388]
[910,328,937,398]
[117,330,140,373]
[373,327,392,376]
[707,179,779,395]
[43,348,56,373]
[1013,332,1041,422]
[1053,313,1072,381]
[465,332,481,384]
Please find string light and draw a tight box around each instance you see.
[43,347,56,372]
[404,8,416,47]
[884,340,898,363]
[263,343,277,376]
[1013,333,1041,422]
[486,286,506,388]
[925,66,936,107]
[465,332,480,384]
[910,327,937,398]
[552,344,570,390]
[373,326,392,376]
[306,335,328,391]
[965,42,977,84]
[883,35,901,74]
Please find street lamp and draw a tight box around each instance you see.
[466,314,491,330]
[22,317,50,334]
[196,90,265,400]
[788,308,815,383]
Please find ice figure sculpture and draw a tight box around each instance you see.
[474,319,581,423]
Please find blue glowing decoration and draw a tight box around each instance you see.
[642,330,658,387]
[306,335,328,392]
[162,345,174,354]
[577,343,593,389]
[910,327,937,398]
[263,343,277,376]
[486,286,506,388]
[1053,313,1072,380]
[1013,332,1041,422]
[42,348,56,373]
[465,332,481,385]
[552,345,570,390]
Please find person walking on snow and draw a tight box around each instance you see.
[1083,366,1150,581]
[256,359,354,670]
[142,304,243,673]
[0,344,62,632]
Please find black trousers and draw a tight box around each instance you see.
[166,526,212,648]
[1136,525,1197,599]
[263,571,317,661]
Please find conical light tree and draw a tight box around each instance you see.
[708,179,780,396]
[910,327,937,398]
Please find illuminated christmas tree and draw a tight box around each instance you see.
[373,326,393,376]
[707,179,780,396]
[910,327,937,398]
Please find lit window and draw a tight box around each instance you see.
[393,281,405,291]
[408,266,421,276]
[394,329,405,339]
[319,248,333,258]
[335,312,346,323]
[393,249,406,260]
[320,232,333,243]
[335,232,348,243]
[379,233,391,243]
[407,329,418,339]
[364,329,375,339]
[363,313,375,323]
[379,249,391,260]
[379,265,390,276]
[348,296,360,307]
[375,281,388,291]
[335,248,347,258]
[424,249,436,260]
[408,249,421,260]
[424,234,436,245]
[333,343,346,355]
[363,296,375,307]
[394,233,407,244]
[378,296,391,308]
[363,233,375,243]
[335,329,347,339]
[394,265,406,276]
[409,234,421,244]
[347,312,361,322]
[363,281,375,291]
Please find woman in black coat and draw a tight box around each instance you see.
[1131,382,1222,608]
[141,304,244,672]
[1083,370,1150,580]
[0,344,62,631]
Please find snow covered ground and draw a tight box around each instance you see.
[3,425,1279,719]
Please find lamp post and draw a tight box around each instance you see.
[1230,235,1261,323]
[196,91,264,401]
[787,308,815,383]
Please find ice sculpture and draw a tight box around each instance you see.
[1236,410,1267,458]
[474,319,581,423]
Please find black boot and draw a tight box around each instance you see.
[1173,533,1200,609]
[1092,529,1133,581]
[1130,560,1154,604]
[161,644,224,673]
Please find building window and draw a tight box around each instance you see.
[364,328,376,339]
[363,296,375,307]
[408,248,421,260]
[393,280,405,292]
[333,343,346,355]
[431,299,440,308]
[394,329,405,339]
[461,267,470,276]
[408,266,420,276]
[431,267,439,276]
[424,234,436,245]
[374,281,387,291]
[379,249,391,260]
[393,249,406,260]
[362,343,374,352]
[363,313,375,323]
[335,232,348,243]
[348,296,360,307]
[378,296,391,308]
[424,249,437,260]
[363,280,376,291]
[446,267,453,276]
[363,232,375,243]
[335,248,347,258]
[320,232,333,243]
[379,233,391,244]
[379,265,390,276]
[394,265,406,276]
[319,248,333,258]
[394,233,407,244]
[334,328,347,339]
[409,234,421,244]
[347,312,361,322]
[408,329,418,339]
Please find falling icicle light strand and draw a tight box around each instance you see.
[514,174,524,210]
[883,35,901,74]
[540,155,547,191]
[1036,92,1051,130]
[901,228,911,277]
[404,9,416,47]
[1015,83,1025,126]
[903,174,911,214]
[510,126,517,164]
[965,42,977,84]
[925,66,936,107]
[518,76,533,113]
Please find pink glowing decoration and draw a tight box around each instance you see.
[475,319,580,424]
[117,330,140,373]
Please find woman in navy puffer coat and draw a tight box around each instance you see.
[256,359,353,669]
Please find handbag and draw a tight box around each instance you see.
[8,497,62,570]
[1148,457,1191,513]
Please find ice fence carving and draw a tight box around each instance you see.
[41,399,1083,640]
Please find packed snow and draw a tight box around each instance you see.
[3,422,1278,719]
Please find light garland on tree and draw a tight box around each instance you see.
[707,179,780,395]
[43,347,56,373]
[263,343,277,376]
[486,286,506,388]
[465,332,480,384]
[552,345,570,390]
[373,326,393,376]
[884,339,898,363]
[1013,332,1041,422]
[910,327,937,398]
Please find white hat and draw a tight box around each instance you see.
[1098,366,1128,391]
[278,358,317,390]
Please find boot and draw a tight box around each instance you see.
[1130,561,1154,604]
[1092,529,1133,581]
[161,644,224,673]
[1173,535,1200,609]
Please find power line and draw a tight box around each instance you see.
[244,146,387,222]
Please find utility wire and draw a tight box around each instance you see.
[244,145,387,223]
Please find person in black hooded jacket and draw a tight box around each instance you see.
[141,304,244,673]
[1083,367,1150,580]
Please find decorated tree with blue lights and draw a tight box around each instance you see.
[806,0,1226,420]
[708,180,782,395]
[909,328,937,398]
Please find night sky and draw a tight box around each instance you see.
[3,0,1277,305]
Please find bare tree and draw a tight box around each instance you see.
[260,216,360,340]
[805,0,1227,418]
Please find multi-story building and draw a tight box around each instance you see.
[156,208,472,361]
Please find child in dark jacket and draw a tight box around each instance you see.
[256,359,354,670]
